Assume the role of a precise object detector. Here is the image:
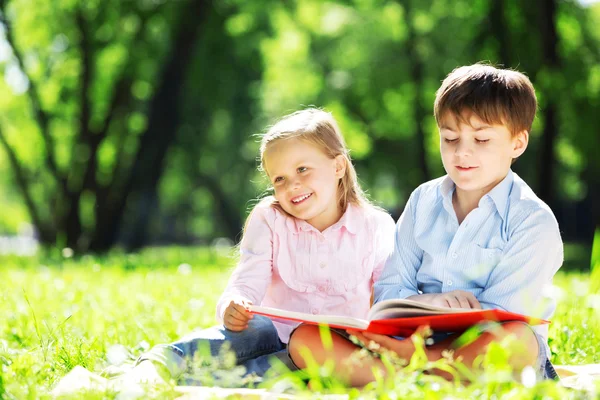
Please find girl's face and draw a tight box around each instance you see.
[263,137,346,232]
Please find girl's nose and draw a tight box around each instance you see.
[288,176,301,191]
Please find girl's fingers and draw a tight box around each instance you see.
[225,315,248,329]
[225,322,247,331]
[228,308,252,324]
[229,305,252,320]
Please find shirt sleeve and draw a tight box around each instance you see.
[477,207,563,320]
[374,189,424,303]
[371,211,397,284]
[215,206,274,322]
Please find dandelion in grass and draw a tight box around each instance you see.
[520,365,536,388]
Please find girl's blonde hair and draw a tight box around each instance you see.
[257,108,370,214]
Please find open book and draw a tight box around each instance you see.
[250,299,548,336]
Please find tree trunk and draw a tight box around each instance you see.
[403,0,430,184]
[537,0,559,209]
[89,0,210,252]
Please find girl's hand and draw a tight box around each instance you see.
[223,300,253,331]
[407,290,482,309]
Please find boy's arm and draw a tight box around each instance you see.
[215,206,274,322]
[477,208,563,318]
[374,190,424,303]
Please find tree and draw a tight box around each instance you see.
[0,0,210,252]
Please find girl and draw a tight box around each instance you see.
[133,108,395,384]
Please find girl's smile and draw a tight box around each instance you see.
[291,193,313,204]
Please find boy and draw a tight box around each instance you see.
[287,63,563,386]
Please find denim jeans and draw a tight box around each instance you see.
[137,315,296,385]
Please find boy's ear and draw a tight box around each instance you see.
[512,130,529,158]
[334,155,347,178]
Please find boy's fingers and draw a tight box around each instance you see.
[468,295,482,309]
[446,296,461,308]
[457,296,471,309]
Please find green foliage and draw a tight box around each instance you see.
[1,0,597,246]
[1,248,599,398]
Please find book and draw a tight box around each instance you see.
[249,299,548,336]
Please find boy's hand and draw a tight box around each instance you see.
[223,300,253,331]
[408,290,482,309]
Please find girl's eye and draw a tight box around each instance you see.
[476,139,489,143]
[444,138,458,143]
[274,177,284,183]
[297,167,307,173]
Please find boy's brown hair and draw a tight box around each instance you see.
[434,63,537,136]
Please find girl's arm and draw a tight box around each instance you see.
[215,205,275,323]
[373,189,424,303]
[370,211,397,286]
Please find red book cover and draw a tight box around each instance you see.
[250,300,548,336]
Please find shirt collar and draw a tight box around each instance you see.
[482,170,514,221]
[439,170,514,222]
[286,203,358,235]
[440,175,455,200]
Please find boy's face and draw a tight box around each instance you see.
[439,112,528,198]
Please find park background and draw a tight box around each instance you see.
[1,0,600,398]
[0,0,599,255]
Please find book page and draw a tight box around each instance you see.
[368,298,472,320]
[250,305,369,330]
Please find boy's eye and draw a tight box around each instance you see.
[444,138,458,143]
[297,167,307,173]
[475,139,490,143]
[274,177,284,183]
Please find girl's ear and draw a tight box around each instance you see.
[334,155,347,179]
[512,130,529,158]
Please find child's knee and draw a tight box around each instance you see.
[501,321,539,365]
[288,325,321,369]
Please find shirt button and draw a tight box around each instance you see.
[311,308,319,314]
[318,285,326,292]
[451,252,458,259]
[447,280,453,286]
[320,262,327,269]
[318,236,326,243]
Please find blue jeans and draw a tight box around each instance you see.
[137,315,296,385]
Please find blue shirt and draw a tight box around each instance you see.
[374,170,563,342]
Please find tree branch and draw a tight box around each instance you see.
[85,8,157,198]
[0,125,53,241]
[0,0,68,196]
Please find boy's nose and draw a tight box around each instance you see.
[454,141,473,157]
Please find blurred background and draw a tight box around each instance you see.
[0,0,598,262]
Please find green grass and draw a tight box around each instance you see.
[1,246,599,399]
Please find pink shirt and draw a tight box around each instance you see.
[216,200,396,342]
